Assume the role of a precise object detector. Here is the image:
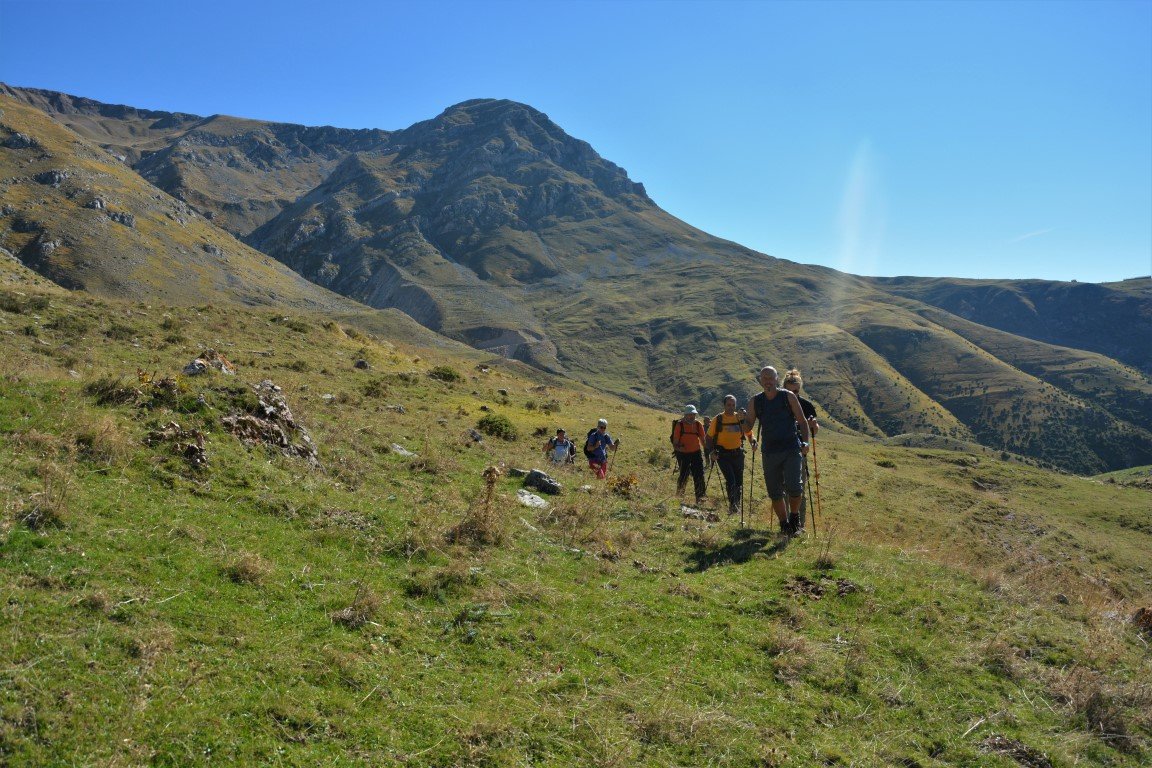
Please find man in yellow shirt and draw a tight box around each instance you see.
[708,394,755,515]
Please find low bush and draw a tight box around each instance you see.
[477,413,517,441]
[428,365,462,383]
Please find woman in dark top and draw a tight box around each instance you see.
[782,368,818,533]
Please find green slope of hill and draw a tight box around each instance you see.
[871,276,1152,375]
[1,285,1150,766]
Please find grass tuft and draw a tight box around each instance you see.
[330,583,381,629]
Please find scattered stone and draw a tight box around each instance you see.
[836,578,859,597]
[353,359,370,370]
[390,443,415,457]
[321,393,335,402]
[479,405,490,411]
[475,365,490,373]
[3,132,37,150]
[222,379,318,465]
[632,560,659,574]
[36,238,60,257]
[497,388,508,396]
[67,370,80,379]
[145,421,207,468]
[577,485,593,493]
[84,197,106,210]
[524,468,561,495]
[107,211,136,228]
[1055,593,1070,605]
[508,468,530,478]
[681,505,719,522]
[516,489,549,509]
[182,349,235,376]
[386,404,406,414]
[33,170,70,186]
[202,243,223,257]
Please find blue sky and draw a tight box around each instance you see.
[2,0,1149,283]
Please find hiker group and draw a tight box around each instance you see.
[542,418,619,479]
[539,364,820,536]
[671,366,819,536]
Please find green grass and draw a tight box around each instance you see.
[1,287,1149,766]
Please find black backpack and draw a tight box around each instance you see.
[583,428,598,458]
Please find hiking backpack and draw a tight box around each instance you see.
[583,427,599,458]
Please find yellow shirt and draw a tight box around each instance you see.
[708,412,752,450]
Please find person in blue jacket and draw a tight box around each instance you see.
[584,418,618,479]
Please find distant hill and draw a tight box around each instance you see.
[3,84,1150,474]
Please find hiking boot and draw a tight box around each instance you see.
[778,520,790,537]
[786,513,800,535]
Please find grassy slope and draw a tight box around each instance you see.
[0,95,374,314]
[1,286,1149,767]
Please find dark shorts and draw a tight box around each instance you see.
[762,449,803,500]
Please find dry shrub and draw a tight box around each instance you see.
[668,582,701,601]
[814,524,838,570]
[73,414,133,466]
[225,552,273,585]
[406,440,458,477]
[981,637,1027,680]
[128,625,176,668]
[1045,666,1143,752]
[614,527,646,552]
[607,473,639,498]
[539,500,601,545]
[79,590,111,613]
[690,527,723,550]
[22,461,71,530]
[404,561,479,600]
[12,428,65,456]
[760,625,813,682]
[388,514,446,562]
[447,466,506,547]
[83,375,141,406]
[331,583,381,629]
[625,700,727,748]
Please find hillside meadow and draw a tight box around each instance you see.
[1,286,1149,767]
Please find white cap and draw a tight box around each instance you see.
[597,418,608,427]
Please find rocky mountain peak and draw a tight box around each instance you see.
[395,98,650,205]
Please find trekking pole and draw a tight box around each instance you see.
[810,438,823,528]
[748,447,756,526]
[741,451,751,529]
[804,457,817,538]
[703,452,716,495]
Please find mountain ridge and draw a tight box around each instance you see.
[2,84,1150,474]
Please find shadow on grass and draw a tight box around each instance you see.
[685,525,790,572]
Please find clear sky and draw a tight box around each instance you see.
[2,0,1149,283]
